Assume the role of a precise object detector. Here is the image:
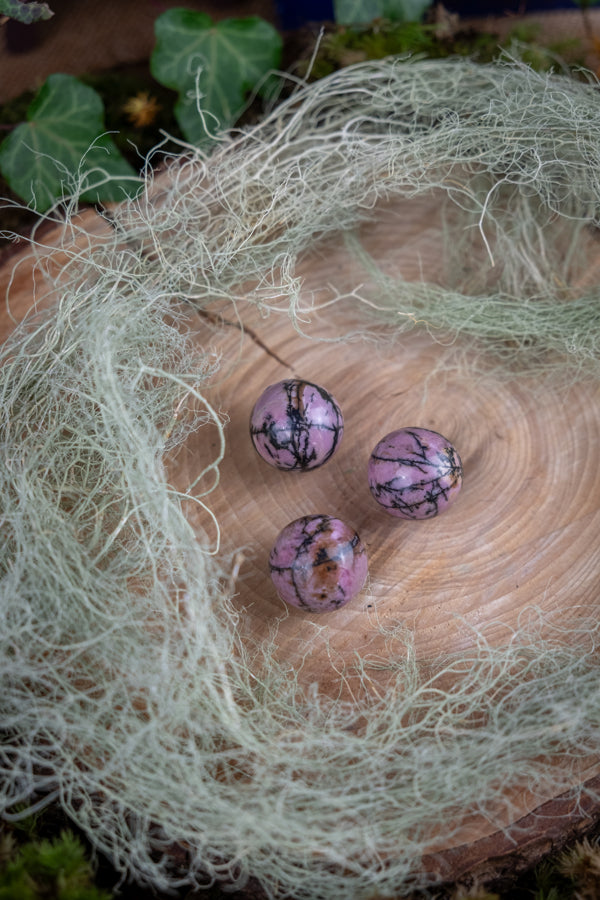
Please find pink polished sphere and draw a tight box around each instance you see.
[269,515,368,612]
[368,427,463,519]
[250,379,343,471]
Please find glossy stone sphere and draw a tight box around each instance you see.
[368,427,463,519]
[269,514,368,612]
[250,379,343,471]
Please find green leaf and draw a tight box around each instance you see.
[334,0,432,24]
[0,0,54,23]
[0,73,140,212]
[150,9,282,146]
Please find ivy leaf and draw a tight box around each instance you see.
[150,9,282,146]
[0,73,140,212]
[334,0,432,24]
[0,0,54,23]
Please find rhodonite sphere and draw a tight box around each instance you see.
[250,379,343,471]
[269,515,368,612]
[368,427,463,519]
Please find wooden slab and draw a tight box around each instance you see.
[2,191,600,891]
[183,299,600,668]
[174,197,600,687]
[171,196,600,879]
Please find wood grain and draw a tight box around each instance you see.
[2,192,600,891]
[184,299,600,670]
[175,197,600,687]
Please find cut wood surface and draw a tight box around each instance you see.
[2,191,600,892]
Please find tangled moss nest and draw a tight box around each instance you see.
[2,57,600,899]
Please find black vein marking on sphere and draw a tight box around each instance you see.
[251,380,342,470]
[289,381,343,469]
[314,546,330,566]
[441,445,463,487]
[261,412,284,463]
[372,431,462,519]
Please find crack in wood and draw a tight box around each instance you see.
[96,212,295,374]
[241,321,296,374]
[196,308,296,374]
